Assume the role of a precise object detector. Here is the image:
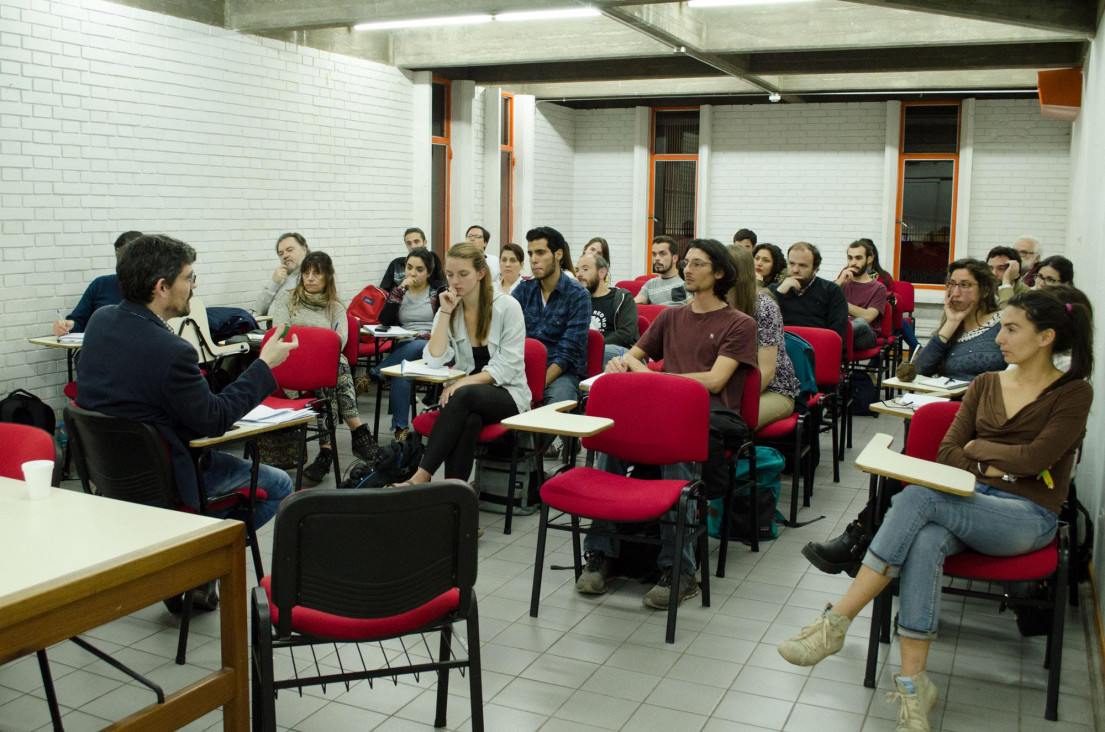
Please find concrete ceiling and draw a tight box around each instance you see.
[121,0,1100,104]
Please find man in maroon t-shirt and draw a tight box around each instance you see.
[577,238,758,611]
[836,240,887,350]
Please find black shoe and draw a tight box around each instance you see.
[802,522,869,577]
[189,581,219,612]
[351,424,377,462]
[302,449,334,485]
[163,594,185,614]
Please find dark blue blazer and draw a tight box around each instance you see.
[77,300,277,508]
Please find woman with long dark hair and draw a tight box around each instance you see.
[780,287,1094,731]
[752,243,786,285]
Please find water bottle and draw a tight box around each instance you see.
[57,420,68,448]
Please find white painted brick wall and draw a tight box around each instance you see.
[708,102,888,279]
[966,99,1071,260]
[532,102,575,251]
[471,85,486,230]
[572,108,638,282]
[2,0,416,408]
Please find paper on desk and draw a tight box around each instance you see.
[898,393,950,407]
[579,373,604,389]
[239,405,315,424]
[399,360,452,378]
[364,324,418,337]
[58,333,84,344]
[914,375,969,390]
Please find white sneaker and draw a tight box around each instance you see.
[888,671,938,731]
[777,604,851,666]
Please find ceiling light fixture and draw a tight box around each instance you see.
[688,0,815,8]
[495,8,601,22]
[354,14,493,31]
[768,92,782,102]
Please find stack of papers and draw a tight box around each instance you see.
[579,373,604,389]
[239,405,315,425]
[914,375,969,390]
[363,324,418,337]
[398,361,452,378]
[897,394,949,407]
[58,333,84,345]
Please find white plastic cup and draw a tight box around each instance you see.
[22,460,54,500]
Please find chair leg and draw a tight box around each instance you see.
[504,437,519,535]
[864,587,888,688]
[325,403,341,484]
[250,587,276,732]
[788,451,800,526]
[176,590,194,665]
[245,515,265,581]
[748,446,759,554]
[696,492,711,608]
[1045,543,1070,721]
[570,515,583,579]
[530,504,550,618]
[665,493,691,644]
[717,454,736,577]
[35,650,63,732]
[467,597,485,732]
[434,625,452,728]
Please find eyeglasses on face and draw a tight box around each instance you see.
[1016,249,1035,258]
[185,271,197,284]
[680,259,711,270]
[1037,275,1061,286]
[946,280,976,291]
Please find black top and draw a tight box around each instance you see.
[471,345,491,375]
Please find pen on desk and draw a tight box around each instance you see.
[400,360,405,376]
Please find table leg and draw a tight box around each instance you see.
[220,527,249,730]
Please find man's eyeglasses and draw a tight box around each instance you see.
[680,259,712,270]
[185,271,197,284]
[1016,250,1035,259]
[946,280,976,291]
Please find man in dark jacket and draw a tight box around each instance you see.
[576,252,639,367]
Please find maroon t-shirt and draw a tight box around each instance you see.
[635,304,758,412]
[841,278,887,329]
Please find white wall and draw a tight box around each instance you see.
[2,0,416,407]
[531,102,576,245]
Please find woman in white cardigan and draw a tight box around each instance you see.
[400,243,531,485]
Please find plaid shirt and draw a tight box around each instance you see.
[513,271,590,378]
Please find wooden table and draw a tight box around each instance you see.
[0,478,248,730]
[375,359,466,440]
[882,375,969,398]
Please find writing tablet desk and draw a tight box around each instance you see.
[882,376,968,398]
[190,413,316,494]
[375,359,466,441]
[28,336,82,382]
[501,400,613,439]
[0,478,248,730]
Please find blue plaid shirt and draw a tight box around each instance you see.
[513,271,590,378]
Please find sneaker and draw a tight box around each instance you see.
[801,521,869,577]
[351,424,376,462]
[642,566,699,609]
[302,449,334,485]
[888,672,938,731]
[777,604,851,666]
[163,594,185,614]
[575,551,613,595]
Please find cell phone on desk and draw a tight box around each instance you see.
[375,324,391,333]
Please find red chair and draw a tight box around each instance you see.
[753,391,814,530]
[635,274,658,281]
[260,326,342,487]
[615,280,643,296]
[586,328,604,379]
[530,372,711,644]
[636,303,666,328]
[864,402,1070,722]
[412,339,547,535]
[251,483,484,731]
[891,280,916,370]
[844,304,893,450]
[637,315,650,336]
[785,326,843,481]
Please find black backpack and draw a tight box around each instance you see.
[0,389,55,436]
[339,435,424,490]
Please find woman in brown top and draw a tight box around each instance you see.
[776,286,1093,730]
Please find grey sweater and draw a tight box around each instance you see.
[269,291,348,351]
[914,312,1005,382]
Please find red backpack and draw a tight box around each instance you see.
[347,285,387,326]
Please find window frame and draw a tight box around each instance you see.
[500,92,514,247]
[430,77,451,259]
[648,106,700,271]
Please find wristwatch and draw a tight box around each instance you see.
[1001,473,1017,483]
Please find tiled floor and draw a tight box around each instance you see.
[2,399,1100,731]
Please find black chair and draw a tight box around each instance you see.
[65,405,266,664]
[251,483,483,732]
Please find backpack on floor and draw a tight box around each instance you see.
[708,446,786,541]
[0,389,56,436]
[339,434,423,489]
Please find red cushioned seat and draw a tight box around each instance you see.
[852,345,881,361]
[943,537,1059,581]
[541,467,687,522]
[647,359,664,372]
[753,412,799,440]
[413,409,509,443]
[260,575,459,641]
[63,381,78,400]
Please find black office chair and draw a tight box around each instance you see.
[251,483,484,732]
[65,405,266,664]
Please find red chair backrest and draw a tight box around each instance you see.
[583,373,709,464]
[740,366,761,431]
[905,401,961,462]
[615,280,643,296]
[343,313,360,366]
[637,315,650,336]
[843,319,854,361]
[785,326,843,387]
[879,302,894,341]
[891,281,915,331]
[0,423,58,485]
[637,304,665,327]
[261,326,341,392]
[636,274,657,281]
[586,329,604,379]
[523,338,548,408]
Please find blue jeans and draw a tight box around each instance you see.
[602,344,626,369]
[202,450,293,530]
[544,373,580,406]
[373,339,429,430]
[582,453,698,572]
[851,317,877,350]
[864,482,1057,639]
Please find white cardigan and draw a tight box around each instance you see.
[424,290,531,414]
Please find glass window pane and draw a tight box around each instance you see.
[652,160,696,257]
[653,111,699,155]
[431,83,447,139]
[898,159,954,284]
[500,150,512,247]
[431,144,447,258]
[903,105,958,154]
[501,96,511,147]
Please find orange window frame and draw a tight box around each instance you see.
[893,101,961,290]
[647,106,700,271]
[431,77,451,252]
[500,92,515,245]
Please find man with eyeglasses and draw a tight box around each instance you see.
[1013,236,1042,288]
[465,224,500,279]
[986,245,1030,306]
[770,241,849,345]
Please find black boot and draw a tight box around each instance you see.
[351,424,377,462]
[302,449,334,485]
[802,522,869,577]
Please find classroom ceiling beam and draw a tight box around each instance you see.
[226,0,677,33]
[836,0,1098,38]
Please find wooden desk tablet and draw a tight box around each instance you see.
[29,336,83,382]
[502,400,614,438]
[882,376,968,398]
[379,359,466,384]
[0,479,248,729]
[854,433,975,496]
[869,399,918,420]
[188,413,315,449]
